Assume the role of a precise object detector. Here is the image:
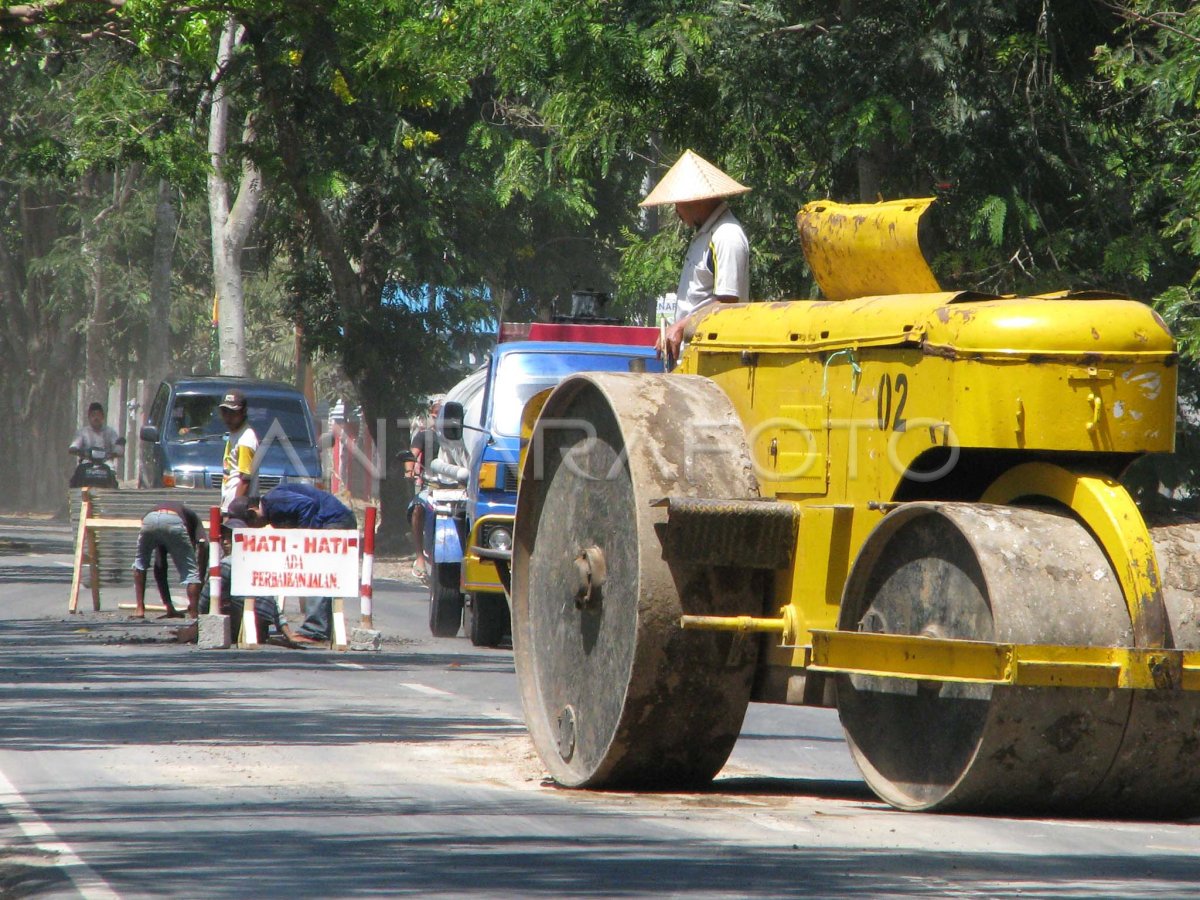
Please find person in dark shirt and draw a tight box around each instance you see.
[229,486,357,643]
[131,502,205,619]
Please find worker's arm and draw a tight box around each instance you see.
[656,296,738,364]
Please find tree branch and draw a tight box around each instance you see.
[224,112,262,251]
[0,0,124,26]
[1105,1,1200,48]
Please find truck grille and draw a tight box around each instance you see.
[504,465,519,492]
[208,473,283,490]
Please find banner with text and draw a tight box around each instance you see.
[230,529,360,597]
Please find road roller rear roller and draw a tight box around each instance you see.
[834,503,1200,815]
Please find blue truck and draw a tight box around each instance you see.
[432,322,662,646]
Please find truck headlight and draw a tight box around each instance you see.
[287,476,318,487]
[486,526,513,552]
[170,469,198,488]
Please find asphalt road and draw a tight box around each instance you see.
[0,516,1197,898]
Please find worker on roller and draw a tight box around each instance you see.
[641,149,751,364]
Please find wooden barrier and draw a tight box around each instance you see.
[67,487,222,588]
[69,488,223,613]
[68,487,142,613]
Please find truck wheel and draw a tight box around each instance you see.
[511,372,762,789]
[428,562,463,637]
[466,592,508,647]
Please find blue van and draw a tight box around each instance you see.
[139,377,323,491]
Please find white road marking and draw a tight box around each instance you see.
[0,765,120,899]
[398,682,452,697]
[333,662,365,670]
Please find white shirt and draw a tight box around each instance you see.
[674,203,749,321]
[221,424,258,511]
[70,425,122,456]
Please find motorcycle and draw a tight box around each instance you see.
[69,440,124,489]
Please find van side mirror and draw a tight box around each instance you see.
[140,425,159,442]
[439,401,464,442]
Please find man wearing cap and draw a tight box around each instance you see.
[218,389,258,513]
[640,149,751,363]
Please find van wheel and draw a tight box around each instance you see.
[428,563,463,637]
[467,592,508,647]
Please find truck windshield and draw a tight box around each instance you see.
[169,394,314,444]
[491,351,651,437]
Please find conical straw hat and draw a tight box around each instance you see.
[639,150,751,207]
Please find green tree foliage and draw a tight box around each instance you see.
[10,0,1200,509]
[1093,3,1200,499]
[0,39,212,509]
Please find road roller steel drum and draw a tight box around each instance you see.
[511,196,1200,816]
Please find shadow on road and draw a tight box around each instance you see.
[0,613,1196,896]
[17,799,1200,899]
[0,618,521,752]
[0,565,74,585]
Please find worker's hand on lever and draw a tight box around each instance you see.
[656,319,687,367]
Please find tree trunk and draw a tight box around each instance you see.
[80,170,109,406]
[856,140,889,203]
[488,281,515,326]
[146,179,174,391]
[251,31,409,544]
[208,17,261,377]
[81,164,142,409]
[0,182,84,512]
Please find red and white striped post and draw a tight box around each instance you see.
[360,506,377,628]
[208,506,223,613]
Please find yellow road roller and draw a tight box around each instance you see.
[510,197,1200,816]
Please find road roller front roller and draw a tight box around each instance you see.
[509,196,1200,817]
[511,372,766,788]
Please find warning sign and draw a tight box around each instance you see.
[230,529,360,597]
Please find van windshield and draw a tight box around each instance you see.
[490,351,651,437]
[168,393,314,444]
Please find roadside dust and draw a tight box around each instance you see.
[121,735,547,792]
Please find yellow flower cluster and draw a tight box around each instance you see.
[401,131,441,150]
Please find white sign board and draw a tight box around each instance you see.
[655,292,677,327]
[230,529,360,597]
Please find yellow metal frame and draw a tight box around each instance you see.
[808,630,1200,691]
[980,462,1168,648]
[462,513,512,593]
[680,460,1180,689]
